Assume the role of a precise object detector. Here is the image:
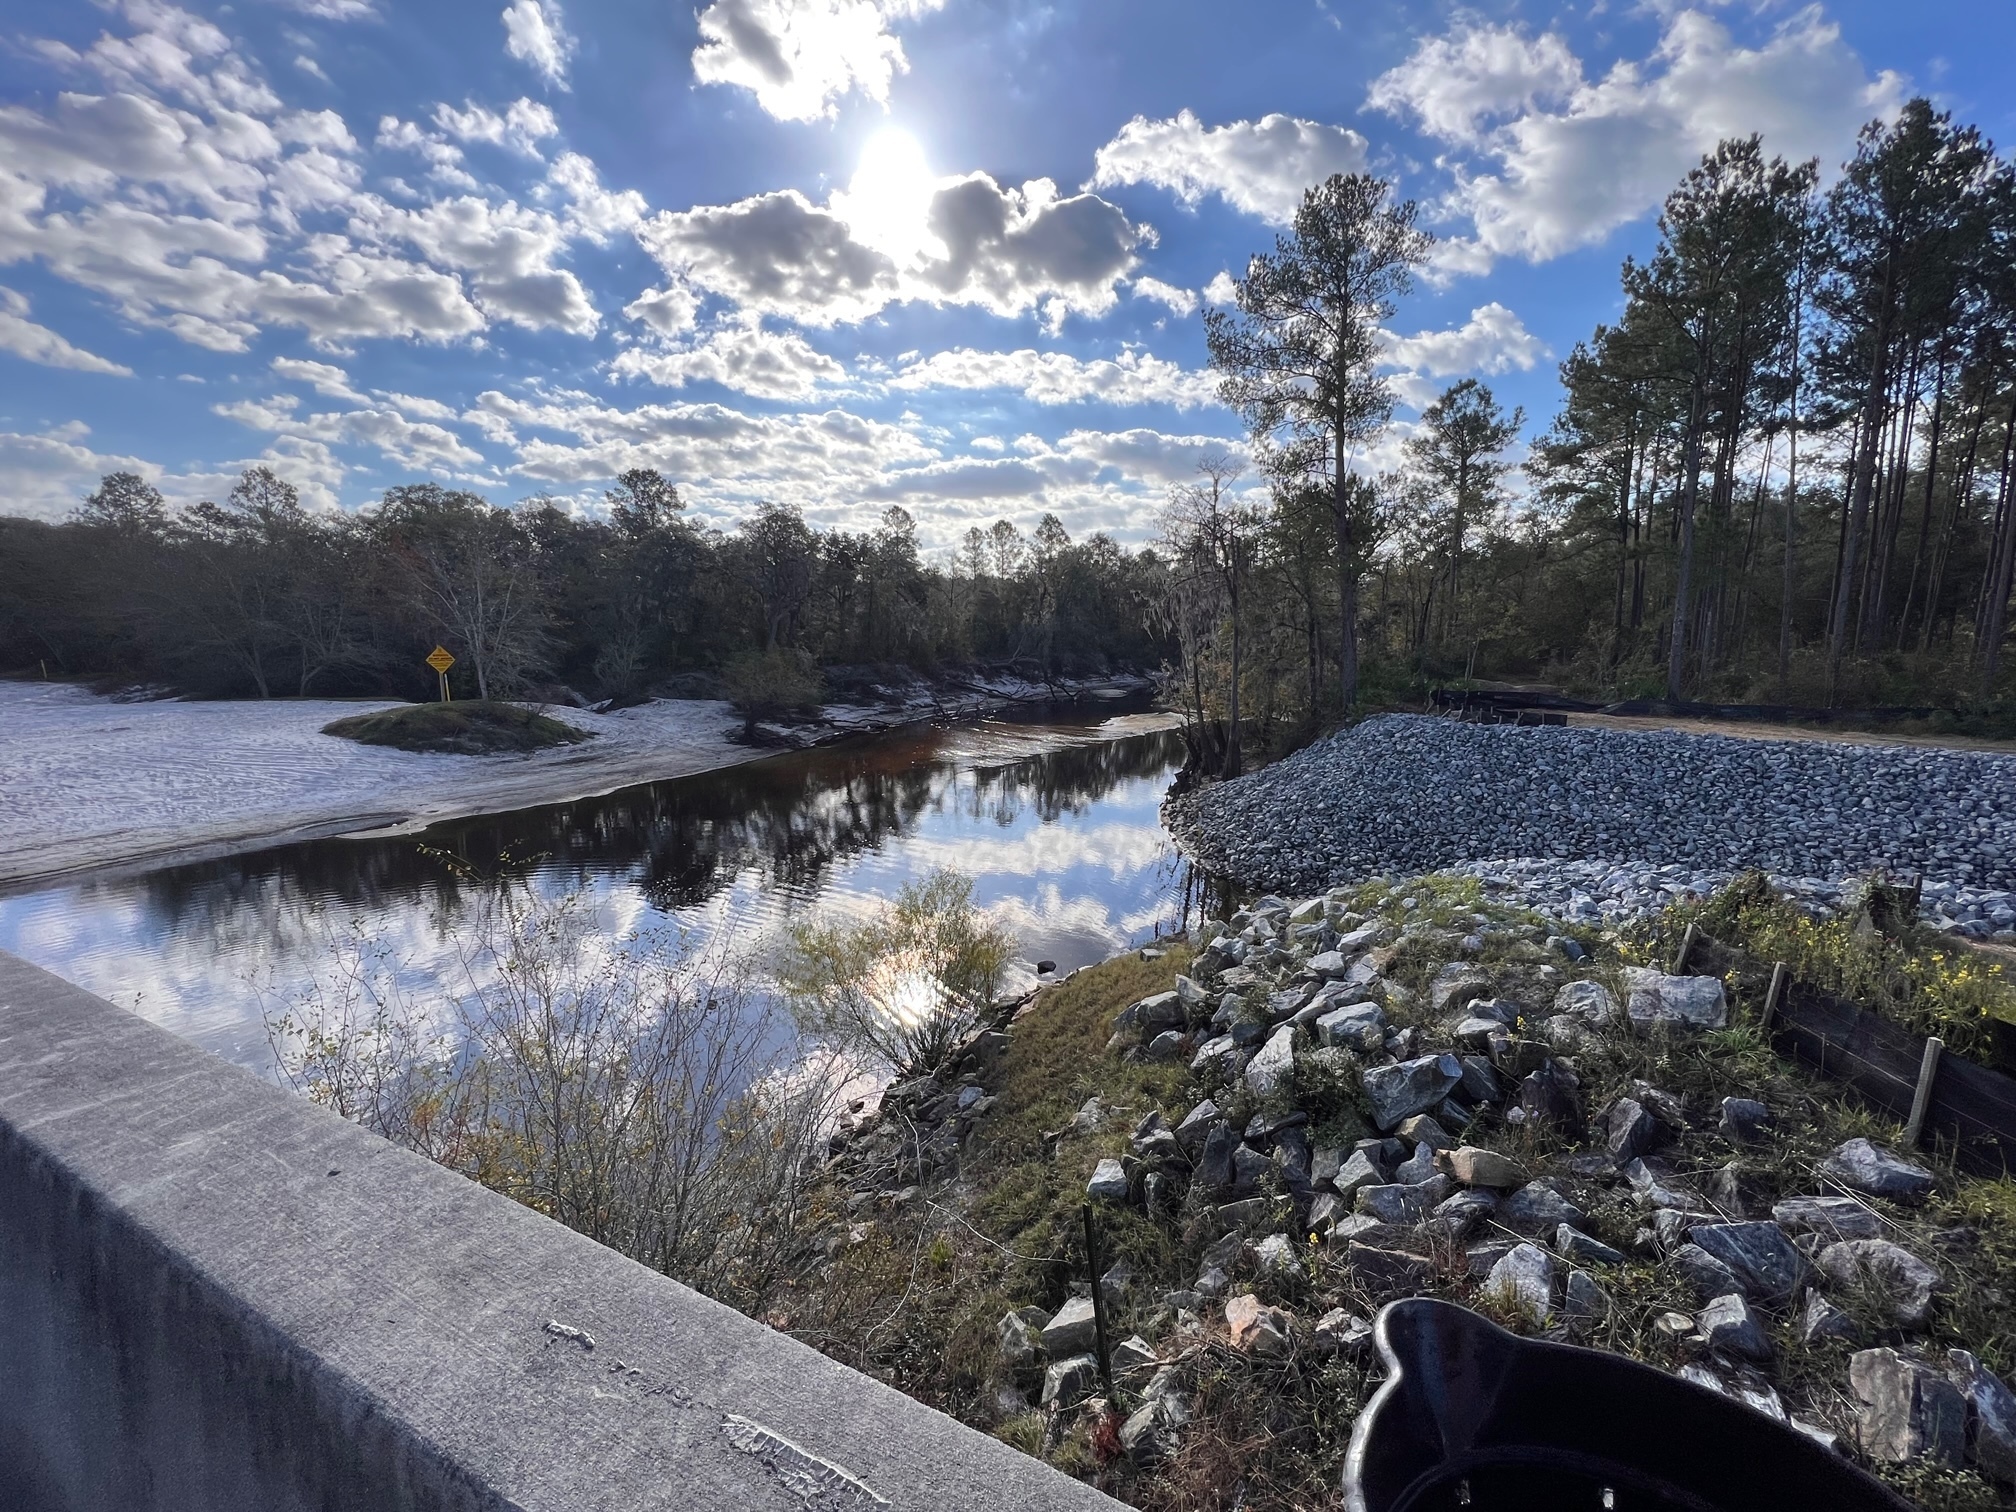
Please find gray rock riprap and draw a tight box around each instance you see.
[1165,714,2016,913]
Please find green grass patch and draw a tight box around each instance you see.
[321,700,592,755]
[1641,872,2016,1065]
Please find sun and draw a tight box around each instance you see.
[834,129,943,265]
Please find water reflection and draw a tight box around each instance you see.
[0,710,1196,1071]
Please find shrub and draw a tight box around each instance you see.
[776,870,1016,1077]
[722,646,822,732]
[265,883,841,1313]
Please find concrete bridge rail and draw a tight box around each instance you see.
[0,951,1122,1512]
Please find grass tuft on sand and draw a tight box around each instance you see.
[321,700,592,755]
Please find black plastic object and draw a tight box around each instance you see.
[1343,1298,1914,1512]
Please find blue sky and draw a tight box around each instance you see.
[1,0,2010,549]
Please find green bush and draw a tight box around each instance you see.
[722,646,822,732]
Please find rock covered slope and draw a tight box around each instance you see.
[1166,715,2016,902]
[813,878,2016,1508]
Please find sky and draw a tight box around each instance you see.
[1,0,2011,551]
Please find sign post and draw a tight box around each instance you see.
[425,645,456,703]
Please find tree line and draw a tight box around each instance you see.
[0,468,1169,705]
[1167,96,2016,773]
[6,95,2013,751]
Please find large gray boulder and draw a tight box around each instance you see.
[1817,1240,1943,1328]
[998,1308,1044,1368]
[1556,1225,1623,1267]
[1850,1349,1966,1465]
[1621,967,1727,1028]
[1771,1194,1882,1241]
[1800,1290,1859,1345]
[1428,965,1489,1015]
[1356,1176,1452,1224]
[1330,1149,1385,1203]
[1820,1138,1935,1200]
[1244,1024,1297,1101]
[1552,979,1618,1024]
[1041,1353,1102,1409]
[1672,1244,1743,1301]
[1698,1293,1771,1361]
[1686,1221,1811,1306]
[1173,1098,1220,1154]
[1501,1181,1588,1231]
[1086,1157,1131,1203]
[1040,1297,1099,1357]
[1604,1097,1663,1162]
[1315,999,1385,1051]
[1484,1242,1555,1323]
[1947,1349,2016,1485]
[1362,1053,1463,1130]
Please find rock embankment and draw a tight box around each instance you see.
[1058,887,2015,1488]
[1166,714,2016,901]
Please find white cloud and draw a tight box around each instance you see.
[690,0,944,123]
[1381,302,1547,378]
[1054,427,1248,486]
[282,0,378,18]
[1203,269,1239,304]
[0,423,155,520]
[639,172,1142,328]
[1087,109,1369,224]
[353,196,599,335]
[293,55,331,83]
[611,323,847,400]
[455,385,1239,546]
[373,390,460,421]
[0,288,131,374]
[1365,25,1581,141]
[545,151,647,240]
[1131,277,1196,318]
[434,97,558,157]
[623,284,700,337]
[888,347,1218,409]
[501,0,576,89]
[271,354,366,400]
[217,393,486,470]
[1369,9,1906,264]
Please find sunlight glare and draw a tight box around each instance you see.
[834,129,943,265]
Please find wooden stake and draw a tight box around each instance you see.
[1904,1036,1945,1149]
[1760,962,1788,1036]
[1670,922,1698,975]
[1081,1204,1114,1403]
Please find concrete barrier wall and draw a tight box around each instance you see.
[0,951,1120,1512]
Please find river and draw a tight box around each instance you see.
[0,705,1199,1073]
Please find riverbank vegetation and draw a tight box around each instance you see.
[320,699,593,755]
[0,469,1169,705]
[265,883,846,1315]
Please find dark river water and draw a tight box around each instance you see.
[0,707,1200,1072]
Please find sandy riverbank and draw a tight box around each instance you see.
[0,682,763,893]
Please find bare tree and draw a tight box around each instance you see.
[1162,456,1261,777]
[379,484,551,700]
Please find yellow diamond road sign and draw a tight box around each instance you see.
[426,645,456,673]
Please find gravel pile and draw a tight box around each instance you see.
[1448,858,2016,939]
[1167,713,2016,910]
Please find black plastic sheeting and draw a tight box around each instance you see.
[1343,1299,1912,1512]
